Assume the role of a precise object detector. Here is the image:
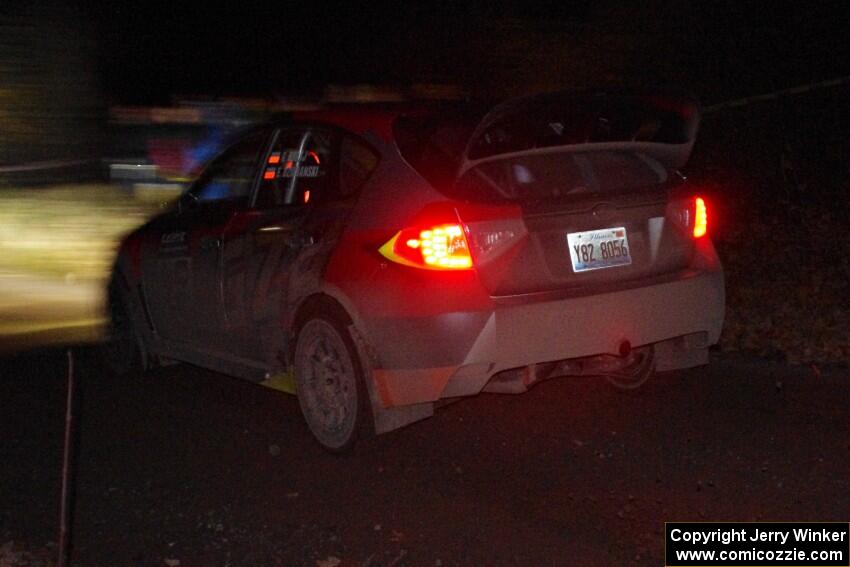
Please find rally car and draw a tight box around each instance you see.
[103,90,724,450]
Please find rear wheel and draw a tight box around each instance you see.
[294,312,371,452]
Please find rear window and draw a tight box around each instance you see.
[393,93,691,202]
[455,150,668,203]
[339,135,379,197]
[468,92,696,161]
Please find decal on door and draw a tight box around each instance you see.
[160,231,187,251]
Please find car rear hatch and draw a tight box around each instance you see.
[449,90,703,297]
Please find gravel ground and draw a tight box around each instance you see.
[1,349,848,566]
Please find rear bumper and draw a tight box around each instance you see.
[369,267,724,407]
[489,268,724,372]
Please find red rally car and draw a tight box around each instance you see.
[104,90,725,450]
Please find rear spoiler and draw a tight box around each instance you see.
[463,89,700,170]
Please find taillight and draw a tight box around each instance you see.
[668,196,708,239]
[693,196,707,238]
[380,223,473,270]
[379,201,526,270]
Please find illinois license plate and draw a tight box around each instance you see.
[567,227,632,272]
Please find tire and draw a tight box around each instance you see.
[605,346,655,390]
[294,311,371,452]
[101,280,146,378]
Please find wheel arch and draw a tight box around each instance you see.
[290,285,369,343]
[106,258,153,370]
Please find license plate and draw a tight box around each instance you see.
[567,226,632,272]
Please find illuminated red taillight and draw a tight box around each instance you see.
[693,196,707,238]
[668,195,708,239]
[379,223,473,270]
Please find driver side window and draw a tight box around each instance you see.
[190,132,267,204]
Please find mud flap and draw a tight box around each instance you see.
[348,324,433,435]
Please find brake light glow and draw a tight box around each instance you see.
[380,223,473,270]
[668,195,708,239]
[693,197,707,238]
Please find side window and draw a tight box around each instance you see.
[191,132,266,204]
[339,135,379,197]
[255,128,334,209]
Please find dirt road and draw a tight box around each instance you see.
[1,350,848,566]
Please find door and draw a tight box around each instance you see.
[142,130,269,347]
[219,126,378,365]
[219,127,332,361]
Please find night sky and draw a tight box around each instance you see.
[77,1,850,105]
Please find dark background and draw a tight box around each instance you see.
[66,0,850,103]
[2,1,849,165]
